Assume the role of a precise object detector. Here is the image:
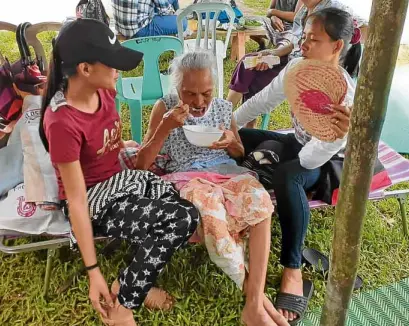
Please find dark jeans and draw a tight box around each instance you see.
[135,0,187,38]
[239,128,321,268]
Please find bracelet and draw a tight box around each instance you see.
[85,263,99,271]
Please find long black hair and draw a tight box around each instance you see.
[308,7,362,78]
[38,38,93,152]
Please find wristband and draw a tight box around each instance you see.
[85,263,99,271]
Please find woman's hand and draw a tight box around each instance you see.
[88,268,114,318]
[250,53,269,71]
[330,104,351,139]
[209,127,236,150]
[271,16,285,32]
[162,101,190,131]
[124,140,138,147]
[249,50,278,71]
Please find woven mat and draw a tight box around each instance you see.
[300,278,409,326]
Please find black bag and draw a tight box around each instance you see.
[76,0,110,26]
[241,140,283,190]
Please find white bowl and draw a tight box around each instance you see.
[182,125,223,147]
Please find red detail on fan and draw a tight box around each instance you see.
[300,90,333,115]
[17,196,36,217]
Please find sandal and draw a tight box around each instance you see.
[302,248,363,290]
[275,279,314,325]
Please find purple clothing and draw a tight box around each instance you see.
[229,55,288,102]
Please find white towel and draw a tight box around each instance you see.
[20,95,59,204]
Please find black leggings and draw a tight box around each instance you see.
[64,193,199,309]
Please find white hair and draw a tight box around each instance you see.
[170,51,218,91]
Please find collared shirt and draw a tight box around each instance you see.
[234,57,357,170]
[112,0,175,37]
[289,0,367,60]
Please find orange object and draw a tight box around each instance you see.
[188,19,198,32]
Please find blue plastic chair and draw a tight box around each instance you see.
[116,36,183,143]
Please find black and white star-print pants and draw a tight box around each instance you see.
[92,193,199,309]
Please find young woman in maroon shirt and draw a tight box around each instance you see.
[39,19,199,326]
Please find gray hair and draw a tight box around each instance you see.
[170,51,218,91]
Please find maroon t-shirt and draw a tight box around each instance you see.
[44,89,122,199]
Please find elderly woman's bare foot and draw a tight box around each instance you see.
[241,301,277,326]
[263,294,289,325]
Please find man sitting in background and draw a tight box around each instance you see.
[112,0,187,38]
[252,0,301,51]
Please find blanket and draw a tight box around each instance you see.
[162,171,273,288]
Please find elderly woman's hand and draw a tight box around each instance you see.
[209,128,236,150]
[330,104,351,139]
[162,101,190,131]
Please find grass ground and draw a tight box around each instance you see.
[1,14,409,326]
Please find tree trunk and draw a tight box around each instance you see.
[320,1,409,325]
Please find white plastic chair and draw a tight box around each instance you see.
[176,2,235,98]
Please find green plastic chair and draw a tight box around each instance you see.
[115,36,183,143]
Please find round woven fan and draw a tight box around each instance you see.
[284,59,348,142]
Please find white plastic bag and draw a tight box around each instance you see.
[0,184,70,235]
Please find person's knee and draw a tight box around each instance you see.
[238,127,254,141]
[271,164,300,189]
[174,198,200,231]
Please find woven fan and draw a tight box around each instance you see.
[284,59,347,142]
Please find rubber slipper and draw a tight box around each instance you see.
[275,279,314,325]
[302,248,329,272]
[302,248,363,290]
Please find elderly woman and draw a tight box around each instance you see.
[133,51,288,326]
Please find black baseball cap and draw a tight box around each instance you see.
[55,18,143,71]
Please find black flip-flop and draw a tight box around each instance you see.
[275,279,314,325]
[302,248,363,290]
[302,248,329,272]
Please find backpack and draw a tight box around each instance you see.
[219,0,243,24]
[76,0,110,26]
